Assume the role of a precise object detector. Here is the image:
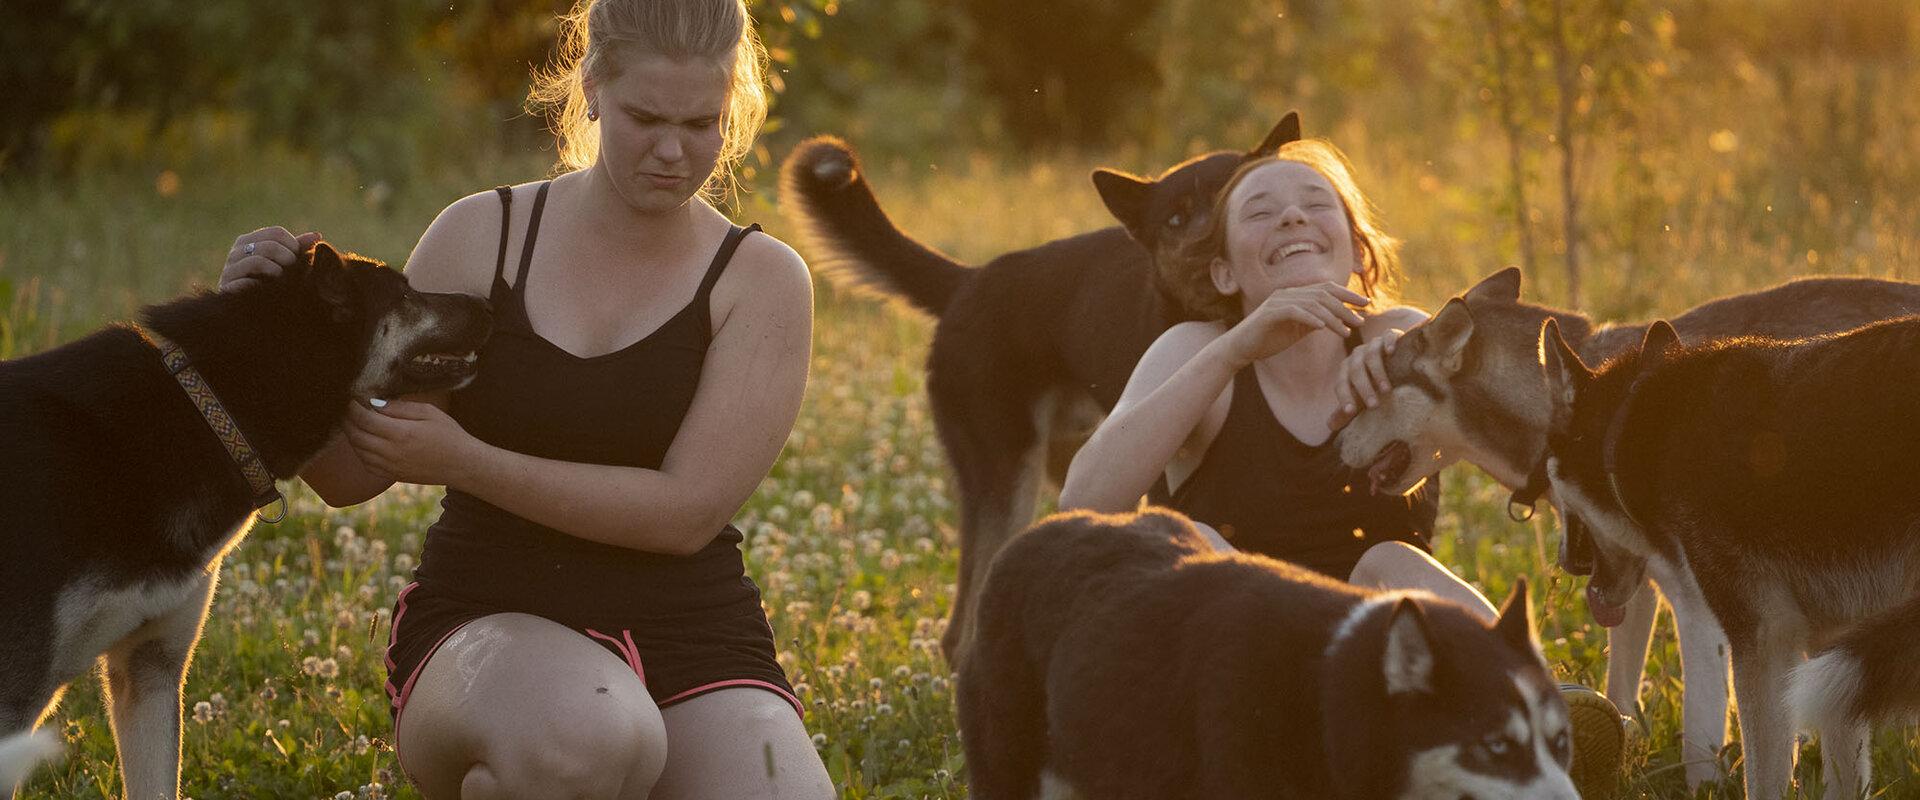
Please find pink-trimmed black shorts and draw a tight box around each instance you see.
[384,523,801,723]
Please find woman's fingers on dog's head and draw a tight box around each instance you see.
[1363,340,1391,395]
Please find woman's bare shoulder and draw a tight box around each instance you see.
[713,228,812,312]
[399,187,526,296]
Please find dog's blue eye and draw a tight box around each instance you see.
[1166,213,1185,228]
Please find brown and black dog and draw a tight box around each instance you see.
[0,244,490,798]
[959,508,1576,799]
[780,115,1300,664]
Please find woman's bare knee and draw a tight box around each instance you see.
[396,613,669,799]
[1349,540,1428,586]
[1350,541,1496,620]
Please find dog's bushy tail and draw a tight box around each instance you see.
[779,136,973,316]
[1788,593,1920,730]
[0,729,62,790]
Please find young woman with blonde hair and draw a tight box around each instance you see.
[223,1,831,796]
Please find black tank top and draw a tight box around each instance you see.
[1162,338,1439,579]
[420,182,763,602]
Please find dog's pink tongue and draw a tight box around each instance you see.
[1587,585,1627,627]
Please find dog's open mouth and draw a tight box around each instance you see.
[402,350,479,382]
[1365,440,1412,495]
[1586,581,1628,629]
[1584,552,1641,628]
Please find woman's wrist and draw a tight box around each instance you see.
[1199,327,1256,373]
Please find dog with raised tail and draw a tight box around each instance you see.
[780,115,1302,666]
[959,508,1578,800]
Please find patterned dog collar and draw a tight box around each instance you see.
[134,325,287,523]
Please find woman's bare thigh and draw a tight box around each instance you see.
[649,688,833,800]
[394,612,668,799]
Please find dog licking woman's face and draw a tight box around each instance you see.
[1209,160,1365,314]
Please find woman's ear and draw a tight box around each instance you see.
[1209,255,1239,297]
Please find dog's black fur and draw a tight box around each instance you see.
[1,243,489,796]
[958,508,1571,799]
[780,115,1302,663]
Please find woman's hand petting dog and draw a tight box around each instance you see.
[344,399,482,486]
[1219,282,1370,369]
[220,227,324,291]
[1329,328,1401,431]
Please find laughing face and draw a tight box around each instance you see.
[1210,160,1365,310]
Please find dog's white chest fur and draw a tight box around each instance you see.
[50,570,213,683]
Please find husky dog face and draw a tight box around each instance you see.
[1540,319,1675,628]
[1337,269,1562,497]
[303,243,492,398]
[1324,581,1579,799]
[1093,112,1303,311]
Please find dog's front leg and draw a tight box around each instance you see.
[101,573,214,800]
[1817,718,1871,799]
[1666,575,1731,788]
[1603,577,1657,718]
[1729,641,1799,800]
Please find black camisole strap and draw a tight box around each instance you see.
[513,181,554,290]
[491,186,513,288]
[696,222,762,299]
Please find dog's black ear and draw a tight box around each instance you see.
[1383,598,1436,695]
[1092,168,1154,233]
[1248,111,1303,157]
[1540,318,1590,421]
[309,242,357,322]
[1423,297,1475,376]
[1640,319,1681,360]
[1464,267,1522,303]
[1493,577,1538,654]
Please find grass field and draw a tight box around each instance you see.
[5,121,1920,798]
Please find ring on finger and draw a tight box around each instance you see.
[245,242,256,255]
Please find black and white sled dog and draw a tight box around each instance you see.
[958,508,1577,799]
[781,115,1301,666]
[1539,313,1920,798]
[0,243,490,798]
[1334,268,1920,787]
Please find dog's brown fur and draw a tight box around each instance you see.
[1334,267,1920,787]
[780,117,1302,665]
